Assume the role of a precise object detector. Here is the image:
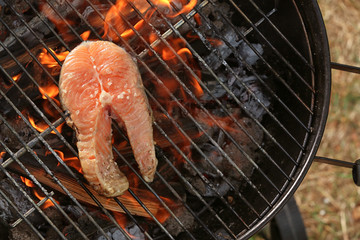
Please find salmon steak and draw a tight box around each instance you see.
[59,40,157,197]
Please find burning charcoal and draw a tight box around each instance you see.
[9,221,40,240]
[163,206,195,236]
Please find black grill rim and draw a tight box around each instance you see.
[0,0,331,238]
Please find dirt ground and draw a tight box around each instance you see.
[294,0,360,239]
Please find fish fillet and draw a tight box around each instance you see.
[59,40,157,197]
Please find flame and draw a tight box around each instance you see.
[120,19,145,38]
[186,32,223,46]
[20,176,35,188]
[33,190,59,209]
[38,48,69,75]
[113,213,137,238]
[12,73,21,82]
[168,0,198,17]
[39,83,59,100]
[20,176,59,209]
[102,0,198,41]
[40,3,75,41]
[28,116,64,134]
[48,150,83,174]
[0,151,5,159]
[80,30,91,41]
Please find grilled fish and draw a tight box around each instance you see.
[59,41,157,197]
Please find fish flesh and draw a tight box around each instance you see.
[59,40,157,197]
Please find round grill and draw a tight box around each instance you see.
[0,0,330,239]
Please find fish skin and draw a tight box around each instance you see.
[59,40,157,197]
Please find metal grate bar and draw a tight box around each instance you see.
[114,15,273,208]
[0,163,68,239]
[23,0,72,52]
[147,92,266,215]
[246,0,315,70]
[176,3,305,150]
[80,0,271,216]
[226,0,315,91]
[203,2,314,116]
[0,187,45,240]
[114,149,197,240]
[10,191,55,228]
[0,93,135,239]
[0,108,112,239]
[0,2,186,239]
[0,16,65,121]
[1,116,65,168]
[125,0,293,182]
[0,72,126,239]
[142,0,300,165]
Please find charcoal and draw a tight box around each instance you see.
[95,223,145,240]
[183,114,262,197]
[0,115,35,151]
[8,221,40,240]
[0,176,38,225]
[238,42,263,66]
[44,207,67,240]
[203,29,242,70]
[214,228,232,240]
[163,206,195,236]
[0,16,54,57]
[0,74,41,117]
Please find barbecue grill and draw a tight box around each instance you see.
[0,0,358,239]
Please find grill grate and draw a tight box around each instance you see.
[0,0,326,239]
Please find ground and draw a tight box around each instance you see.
[294,0,360,239]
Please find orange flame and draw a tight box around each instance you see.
[47,150,83,174]
[80,30,91,41]
[168,0,198,17]
[12,73,21,82]
[20,176,59,209]
[120,19,145,38]
[33,190,59,209]
[38,48,69,75]
[0,151,5,159]
[39,83,59,100]
[113,213,137,238]
[20,176,35,188]
[28,116,64,134]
